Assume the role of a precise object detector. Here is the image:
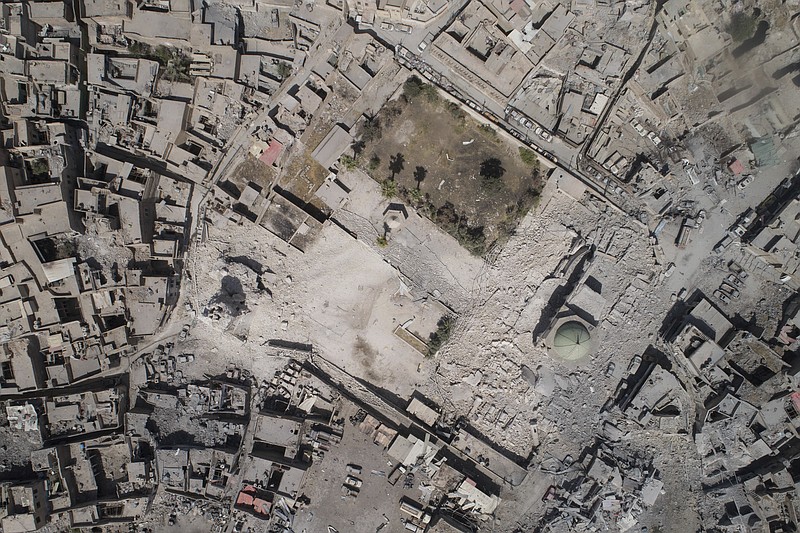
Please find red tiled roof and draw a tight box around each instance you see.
[236,491,254,506]
[259,140,284,166]
[728,159,745,175]
[253,497,271,515]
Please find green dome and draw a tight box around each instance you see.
[553,321,591,360]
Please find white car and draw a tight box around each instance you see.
[647,131,662,146]
[534,127,543,137]
[726,274,744,287]
[737,175,754,189]
[344,476,362,488]
[697,209,706,224]
[540,130,553,142]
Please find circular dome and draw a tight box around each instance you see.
[552,321,591,360]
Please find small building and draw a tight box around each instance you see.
[259,139,284,167]
[407,396,439,427]
[0,480,48,532]
[311,125,353,170]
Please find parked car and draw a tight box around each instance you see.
[696,209,706,224]
[344,475,362,488]
[417,34,433,51]
[341,485,359,498]
[346,464,362,475]
[720,283,740,298]
[628,355,642,372]
[605,362,616,378]
[728,261,749,279]
[538,129,553,142]
[647,131,662,146]
[737,175,754,189]
[726,274,743,287]
[714,290,731,304]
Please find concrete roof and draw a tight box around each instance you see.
[690,298,733,345]
[42,257,76,283]
[82,0,129,17]
[28,60,68,85]
[311,125,352,169]
[253,414,302,448]
[13,183,62,215]
[407,397,438,426]
[342,63,372,91]
[541,4,575,40]
[124,11,191,41]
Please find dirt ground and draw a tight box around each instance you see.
[359,89,542,251]
[295,401,429,533]
[186,217,439,398]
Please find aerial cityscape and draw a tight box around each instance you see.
[0,0,798,531]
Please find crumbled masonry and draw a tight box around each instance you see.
[0,0,798,532]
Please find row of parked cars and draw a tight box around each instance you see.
[341,464,363,499]
[505,107,554,142]
[714,261,748,305]
[714,209,756,253]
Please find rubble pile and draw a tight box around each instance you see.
[0,0,797,529]
[537,442,664,532]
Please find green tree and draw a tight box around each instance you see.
[361,116,382,143]
[519,147,539,167]
[368,155,381,172]
[277,61,293,79]
[408,187,424,206]
[340,155,357,170]
[403,75,425,98]
[479,157,505,190]
[403,75,438,102]
[381,179,398,198]
[427,315,455,356]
